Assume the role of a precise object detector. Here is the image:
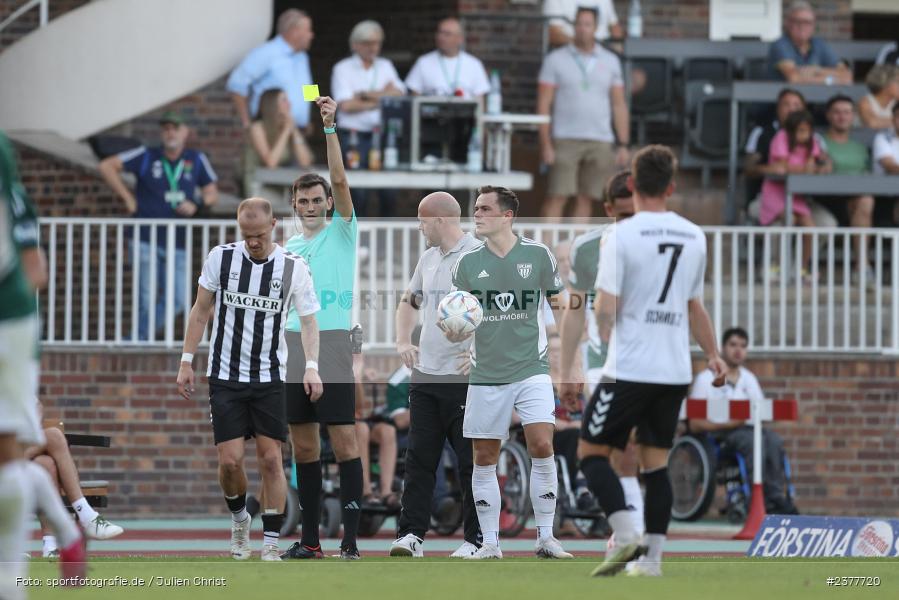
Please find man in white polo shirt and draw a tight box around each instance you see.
[405,18,490,99]
[537,6,630,221]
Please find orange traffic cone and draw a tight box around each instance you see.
[733,483,766,540]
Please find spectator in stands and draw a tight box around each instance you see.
[745,89,837,228]
[858,65,899,130]
[537,6,630,221]
[767,1,851,85]
[872,104,899,225]
[761,110,831,279]
[544,0,622,46]
[25,415,124,556]
[354,358,400,508]
[405,18,490,99]
[227,9,314,130]
[876,40,899,66]
[821,94,873,277]
[688,327,798,515]
[98,111,218,341]
[332,20,405,216]
[242,88,313,202]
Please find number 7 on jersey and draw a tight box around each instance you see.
[657,243,684,303]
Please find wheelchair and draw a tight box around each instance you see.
[498,428,610,539]
[668,432,795,523]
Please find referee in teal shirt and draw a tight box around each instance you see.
[281,97,363,560]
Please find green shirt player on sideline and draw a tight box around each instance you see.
[444,185,572,561]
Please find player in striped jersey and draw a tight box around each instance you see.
[177,197,322,562]
[559,171,645,542]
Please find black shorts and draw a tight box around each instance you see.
[580,378,688,450]
[208,379,288,445]
[285,329,356,425]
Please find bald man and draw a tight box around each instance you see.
[405,18,490,99]
[178,197,322,562]
[390,192,483,558]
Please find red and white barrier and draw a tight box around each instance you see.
[680,396,798,540]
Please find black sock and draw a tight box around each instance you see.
[224,493,246,513]
[339,458,363,550]
[261,512,285,546]
[642,467,673,535]
[297,460,322,548]
[580,455,628,516]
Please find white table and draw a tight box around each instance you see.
[482,113,550,174]
[254,167,534,215]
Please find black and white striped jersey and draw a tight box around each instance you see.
[199,241,319,383]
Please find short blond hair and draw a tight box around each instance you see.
[865,64,899,94]
[237,197,273,218]
[277,9,308,36]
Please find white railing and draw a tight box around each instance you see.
[39,218,899,354]
[0,0,48,35]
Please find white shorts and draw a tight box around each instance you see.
[0,315,44,446]
[463,374,556,440]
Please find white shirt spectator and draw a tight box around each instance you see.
[872,130,899,175]
[876,42,898,66]
[690,368,764,425]
[543,0,619,41]
[405,50,491,98]
[331,54,406,132]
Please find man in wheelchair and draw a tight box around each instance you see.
[687,327,799,515]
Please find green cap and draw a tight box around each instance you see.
[158,110,185,126]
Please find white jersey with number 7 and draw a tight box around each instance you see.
[595,211,707,385]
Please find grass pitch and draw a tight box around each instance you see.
[22,557,898,600]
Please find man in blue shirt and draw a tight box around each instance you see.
[227,9,315,130]
[98,111,218,341]
[767,1,851,85]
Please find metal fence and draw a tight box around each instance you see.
[39,218,899,354]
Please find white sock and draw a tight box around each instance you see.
[72,496,99,526]
[529,456,557,539]
[23,461,81,548]
[472,464,500,547]
[607,509,637,546]
[619,476,645,537]
[645,533,666,563]
[0,461,32,571]
[42,534,58,554]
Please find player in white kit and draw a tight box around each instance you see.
[580,146,726,577]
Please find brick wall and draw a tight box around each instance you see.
[4,0,855,218]
[39,350,899,518]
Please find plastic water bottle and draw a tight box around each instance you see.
[383,122,399,170]
[467,126,482,173]
[486,70,502,115]
[628,0,643,38]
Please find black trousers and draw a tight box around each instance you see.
[396,370,479,544]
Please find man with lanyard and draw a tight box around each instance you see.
[98,111,218,341]
[405,18,490,100]
[537,6,630,222]
[280,96,365,561]
[389,191,483,558]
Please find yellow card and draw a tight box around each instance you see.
[302,84,320,102]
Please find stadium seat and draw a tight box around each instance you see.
[742,57,770,81]
[683,57,734,84]
[630,57,674,145]
[680,81,733,188]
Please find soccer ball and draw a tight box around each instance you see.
[437,291,483,336]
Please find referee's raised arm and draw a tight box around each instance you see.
[316,96,353,221]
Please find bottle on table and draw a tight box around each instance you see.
[383,122,399,171]
[347,129,361,170]
[466,126,482,173]
[368,127,382,171]
[486,70,502,115]
[628,0,643,38]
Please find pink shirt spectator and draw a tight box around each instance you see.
[759,129,822,225]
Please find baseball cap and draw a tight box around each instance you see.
[158,110,185,126]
